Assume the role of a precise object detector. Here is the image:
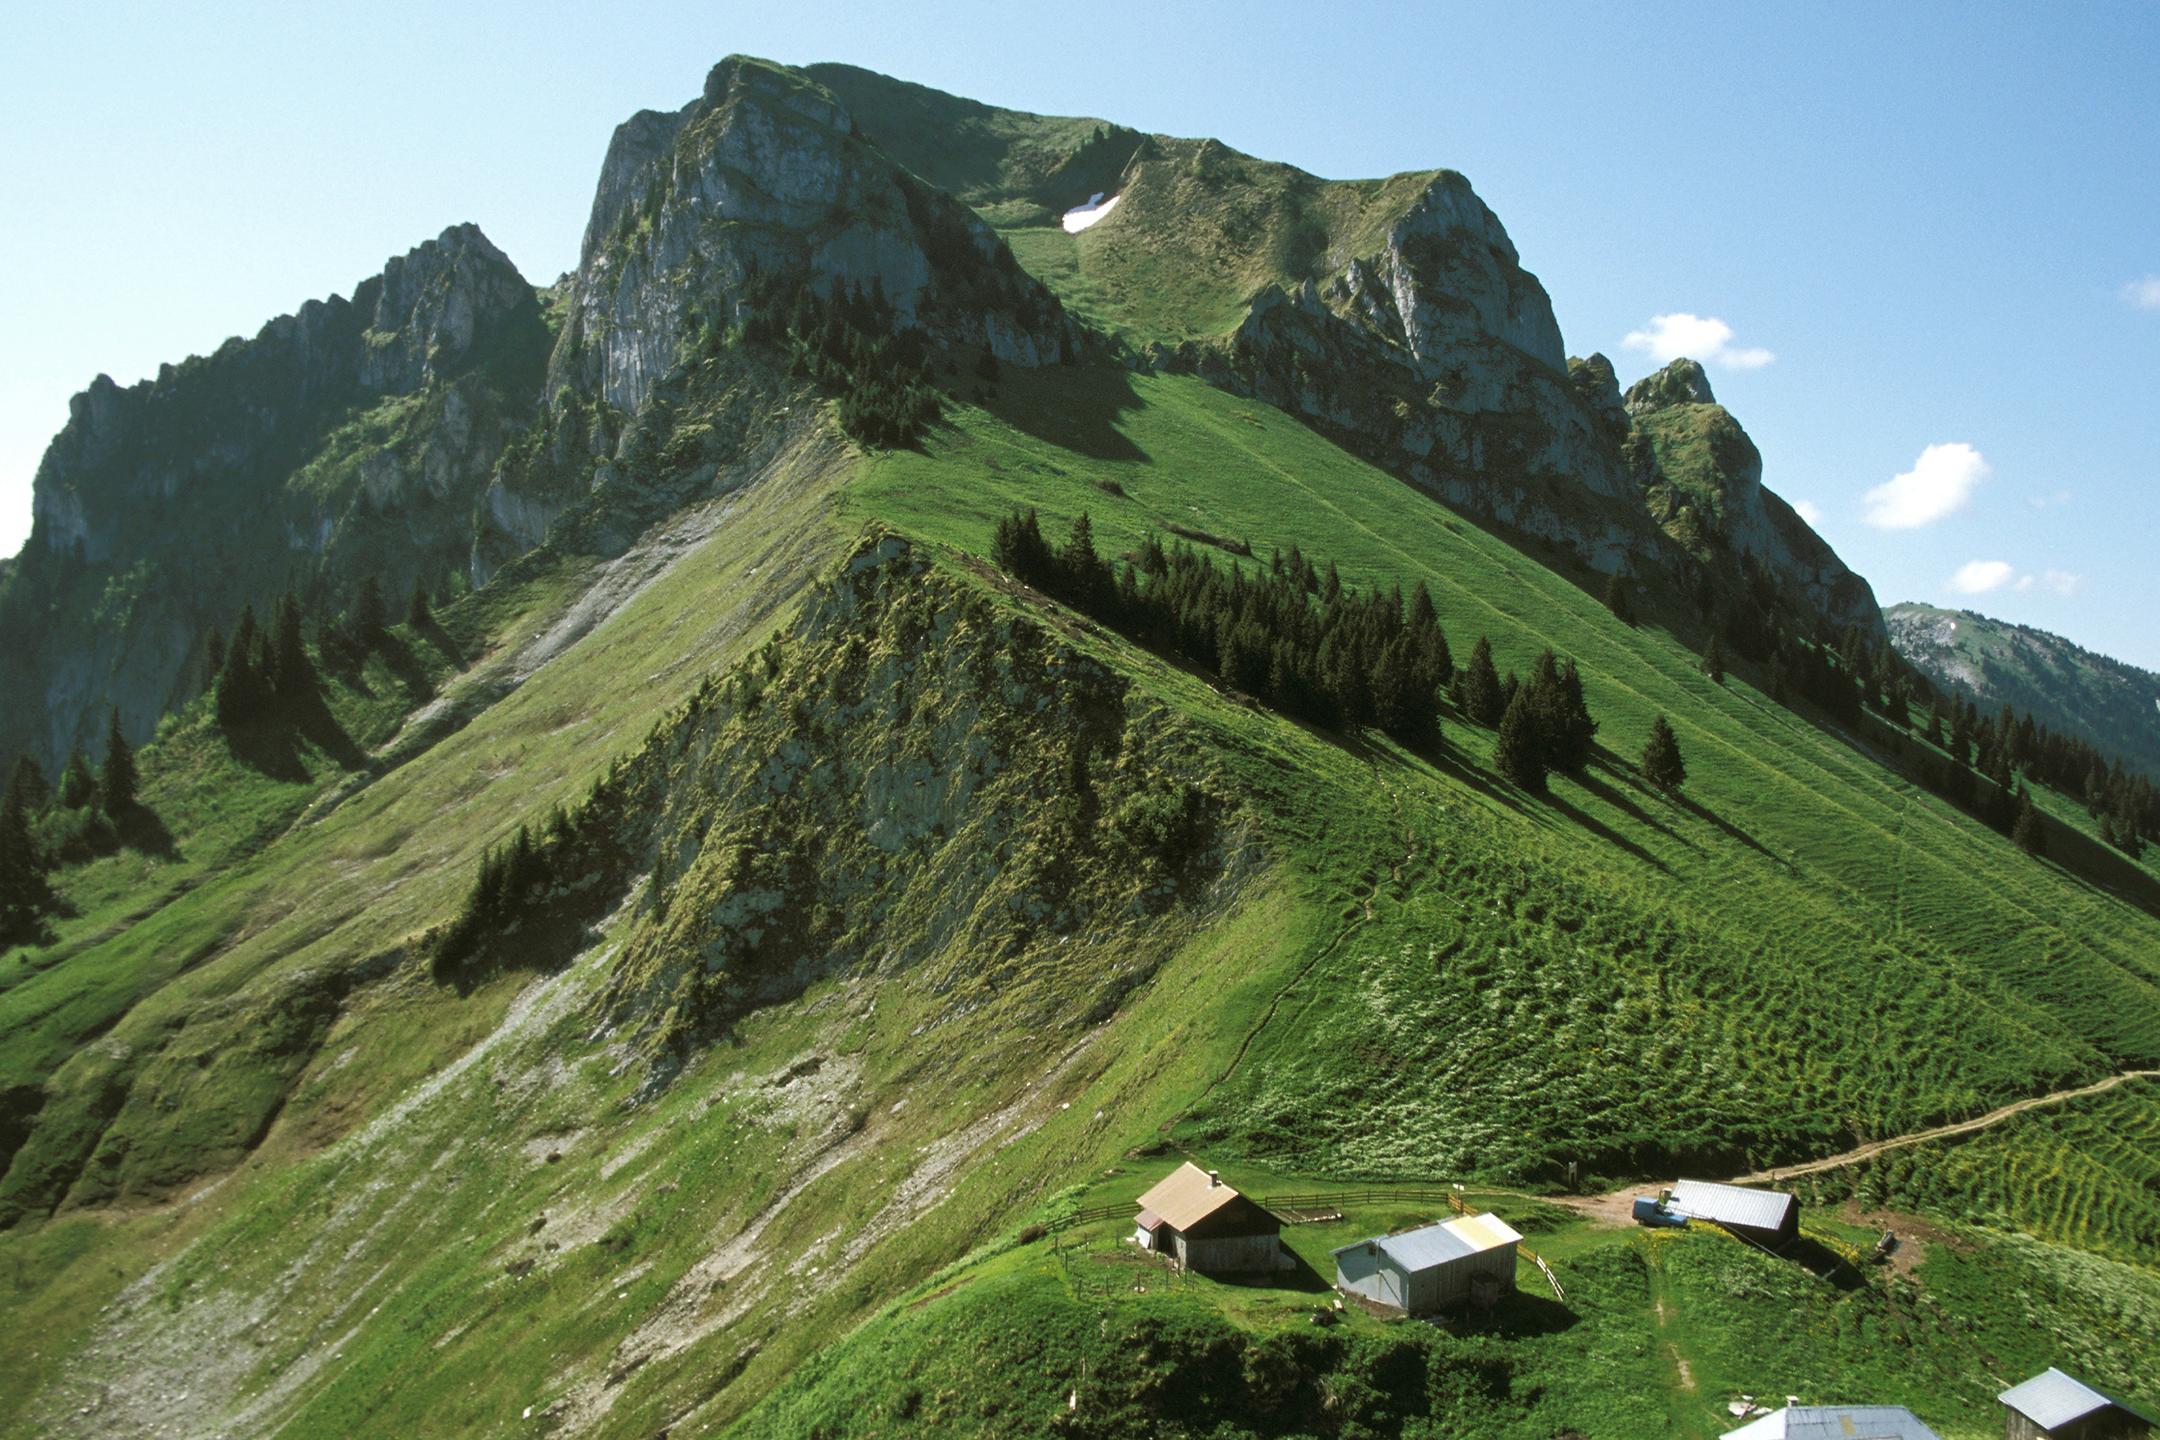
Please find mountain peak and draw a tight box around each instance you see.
[1624,357,1716,414]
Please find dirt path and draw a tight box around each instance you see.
[1553,1067,2160,1223]
[1729,1067,2160,1185]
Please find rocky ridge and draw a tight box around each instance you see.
[1,225,551,768]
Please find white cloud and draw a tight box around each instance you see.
[1863,442,1990,529]
[2041,569,2086,596]
[2027,489,2072,510]
[2014,574,2035,593]
[1792,499,1823,526]
[2123,276,2160,310]
[1950,560,2016,594]
[1622,312,1776,370]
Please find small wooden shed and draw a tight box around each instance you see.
[2000,1368,2156,1440]
[1132,1163,1281,1273]
[1331,1212,1520,1314]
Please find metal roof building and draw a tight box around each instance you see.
[1721,1404,1941,1440]
[2000,1367,2155,1439]
[1670,1179,1800,1243]
[1332,1212,1521,1314]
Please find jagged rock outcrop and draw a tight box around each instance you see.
[0,225,551,767]
[546,56,1076,419]
[473,57,1084,563]
[1623,356,1717,413]
[1625,358,1884,639]
[1176,170,1654,575]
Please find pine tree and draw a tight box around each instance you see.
[1494,685,1545,791]
[1640,715,1687,795]
[1550,658,1599,772]
[1454,636,1504,725]
[2012,786,2045,856]
[100,708,137,815]
[352,576,388,649]
[407,579,433,630]
[216,604,269,730]
[59,749,96,809]
[0,770,56,944]
[1702,635,1725,685]
[8,756,50,813]
[1602,571,1635,625]
[272,591,314,699]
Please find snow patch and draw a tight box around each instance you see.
[1061,192,1120,234]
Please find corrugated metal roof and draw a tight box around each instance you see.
[1721,1404,1941,1439]
[1999,1367,2156,1428]
[1330,1213,1520,1274]
[1671,1179,1796,1231]
[1133,1162,1246,1232]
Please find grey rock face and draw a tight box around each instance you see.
[1625,357,1716,414]
[546,56,1073,421]
[3,225,550,768]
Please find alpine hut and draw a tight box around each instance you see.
[1131,1163,1281,1273]
[1331,1212,1521,1314]
[1721,1404,1941,1439]
[1999,1368,2156,1440]
[1669,1179,1800,1245]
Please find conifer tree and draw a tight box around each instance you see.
[59,749,96,809]
[100,708,136,816]
[2012,786,2045,856]
[1454,636,1504,725]
[0,770,56,944]
[216,604,269,730]
[273,592,314,699]
[1602,571,1635,625]
[1641,715,1687,795]
[1550,657,1598,772]
[9,756,50,813]
[1702,635,1725,685]
[407,578,433,630]
[352,576,388,649]
[1494,685,1546,792]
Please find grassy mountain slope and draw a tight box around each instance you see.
[5,361,2158,1437]
[1887,600,2160,776]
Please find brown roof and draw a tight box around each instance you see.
[1134,1162,1245,1232]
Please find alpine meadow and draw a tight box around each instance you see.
[1,42,2157,1440]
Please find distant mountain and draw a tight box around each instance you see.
[1887,601,2160,774]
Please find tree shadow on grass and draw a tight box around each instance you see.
[225,685,367,781]
[1541,789,1672,876]
[1575,759,1691,849]
[375,633,439,709]
[112,802,177,860]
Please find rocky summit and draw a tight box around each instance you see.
[0,52,2156,1440]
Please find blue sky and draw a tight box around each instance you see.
[4,1,2155,661]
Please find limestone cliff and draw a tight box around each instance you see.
[0,225,551,768]
[1624,359,1884,639]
